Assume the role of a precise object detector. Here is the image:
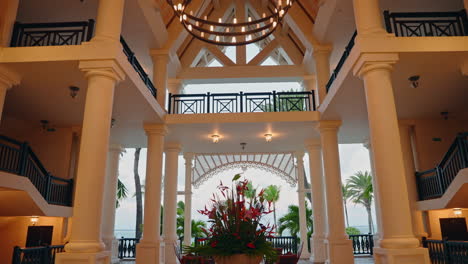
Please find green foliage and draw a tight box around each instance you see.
[277,203,313,239]
[346,227,361,235]
[116,179,128,208]
[260,89,306,112]
[244,182,257,199]
[176,201,208,238]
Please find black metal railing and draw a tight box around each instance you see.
[423,238,468,264]
[12,245,64,264]
[168,91,316,114]
[384,10,468,37]
[0,135,73,206]
[325,31,357,93]
[118,237,139,259]
[349,234,374,255]
[120,37,157,99]
[10,20,95,47]
[416,132,468,200]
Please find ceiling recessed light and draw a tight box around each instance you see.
[264,133,273,142]
[211,134,220,143]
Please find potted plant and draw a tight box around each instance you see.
[185,174,278,264]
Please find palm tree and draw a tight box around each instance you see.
[116,179,128,208]
[176,201,207,238]
[346,171,374,234]
[342,183,353,228]
[263,185,280,231]
[244,181,257,199]
[133,148,143,239]
[277,203,313,239]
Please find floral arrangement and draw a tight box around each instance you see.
[185,174,278,262]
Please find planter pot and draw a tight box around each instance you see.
[213,254,262,264]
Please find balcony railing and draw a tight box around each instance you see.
[416,132,468,200]
[0,135,73,206]
[349,234,374,255]
[120,37,157,98]
[325,31,357,93]
[423,238,468,264]
[384,10,468,37]
[118,237,139,259]
[168,91,316,114]
[10,20,95,47]
[9,20,157,100]
[12,245,64,264]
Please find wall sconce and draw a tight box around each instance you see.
[264,133,273,142]
[30,216,39,225]
[453,208,462,216]
[69,86,80,99]
[211,134,220,143]
[40,120,56,132]
[408,75,420,89]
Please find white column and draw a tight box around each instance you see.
[305,139,327,263]
[0,0,19,46]
[315,121,354,264]
[302,75,318,108]
[363,139,382,247]
[353,0,387,35]
[93,0,125,42]
[0,65,20,124]
[136,124,167,264]
[57,61,125,264]
[312,45,332,105]
[296,151,311,259]
[151,50,170,108]
[183,153,194,246]
[399,122,428,240]
[355,57,430,263]
[167,78,184,95]
[163,143,181,264]
[101,144,123,264]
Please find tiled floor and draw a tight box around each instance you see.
[120,256,375,263]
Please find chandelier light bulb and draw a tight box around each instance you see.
[218,18,222,23]
[270,17,274,23]
[177,3,182,10]
[233,18,237,24]
[183,14,187,20]
[241,26,245,32]
[201,32,204,37]
[188,24,192,31]
[248,16,252,22]
[204,15,208,20]
[226,28,230,32]
[273,21,277,28]
[279,9,285,17]
[215,35,220,42]
[210,25,214,31]
[257,24,260,29]
[278,0,282,6]
[196,21,199,26]
[262,13,266,18]
[232,37,236,43]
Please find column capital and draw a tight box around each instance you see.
[165,142,182,152]
[312,44,333,56]
[398,119,416,128]
[183,152,194,161]
[294,151,305,161]
[0,65,21,89]
[305,138,322,150]
[315,120,342,133]
[167,78,185,94]
[144,124,168,136]
[150,49,170,61]
[109,144,123,153]
[79,60,126,82]
[353,53,399,78]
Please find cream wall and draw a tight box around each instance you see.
[16,0,98,24]
[427,208,468,240]
[0,115,75,179]
[0,216,66,264]
[412,119,468,172]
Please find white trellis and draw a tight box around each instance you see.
[191,152,298,188]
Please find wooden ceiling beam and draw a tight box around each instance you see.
[248,39,279,65]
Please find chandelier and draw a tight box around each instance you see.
[167,0,294,46]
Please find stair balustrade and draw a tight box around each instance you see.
[11,245,64,264]
[423,238,468,264]
[0,135,73,206]
[416,132,468,201]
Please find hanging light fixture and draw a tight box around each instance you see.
[211,134,220,143]
[166,0,294,46]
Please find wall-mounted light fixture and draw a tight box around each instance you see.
[69,86,80,99]
[30,216,39,225]
[264,133,273,142]
[453,208,462,216]
[211,134,220,143]
[40,120,56,132]
[408,75,420,89]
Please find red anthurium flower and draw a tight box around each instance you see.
[247,242,256,249]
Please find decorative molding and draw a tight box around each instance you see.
[0,65,21,89]
[164,142,182,152]
[79,59,126,82]
[305,138,321,150]
[143,124,168,136]
[315,120,342,132]
[352,53,399,78]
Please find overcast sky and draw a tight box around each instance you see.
[114,144,376,232]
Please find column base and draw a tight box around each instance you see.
[300,245,311,259]
[374,247,430,264]
[55,251,110,264]
[164,239,178,264]
[325,238,354,264]
[136,240,163,264]
[310,236,327,263]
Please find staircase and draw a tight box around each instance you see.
[416,132,468,201]
[0,135,73,206]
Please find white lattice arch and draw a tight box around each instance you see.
[192,152,298,188]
